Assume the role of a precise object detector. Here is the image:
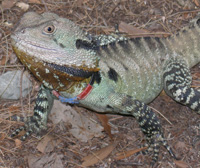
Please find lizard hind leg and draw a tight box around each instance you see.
[132,100,176,165]
[163,58,200,113]
[109,94,176,165]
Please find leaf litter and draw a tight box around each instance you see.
[1,0,200,167]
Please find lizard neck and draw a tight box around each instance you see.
[64,77,91,95]
[59,71,101,98]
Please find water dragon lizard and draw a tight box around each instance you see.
[11,12,200,165]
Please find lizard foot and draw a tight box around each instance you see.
[146,133,177,167]
[11,115,47,141]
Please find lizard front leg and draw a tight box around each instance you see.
[108,93,176,165]
[11,85,54,140]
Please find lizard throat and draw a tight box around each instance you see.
[12,46,99,92]
[47,63,93,78]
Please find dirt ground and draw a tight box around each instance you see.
[1,0,200,167]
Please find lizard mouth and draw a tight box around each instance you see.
[11,34,59,52]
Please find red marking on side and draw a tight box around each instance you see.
[77,84,93,100]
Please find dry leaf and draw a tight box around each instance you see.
[174,160,189,168]
[82,144,115,167]
[193,0,200,7]
[28,0,41,4]
[119,21,149,37]
[159,90,167,96]
[0,56,7,65]
[114,147,147,160]
[36,135,54,153]
[16,2,29,11]
[96,113,113,140]
[175,141,187,150]
[28,153,64,168]
[50,100,103,142]
[8,105,20,113]
[0,133,6,141]
[118,21,170,38]
[15,139,22,148]
[1,0,16,10]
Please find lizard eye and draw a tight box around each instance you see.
[43,25,56,34]
[196,18,200,27]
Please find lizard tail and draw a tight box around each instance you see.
[165,14,200,69]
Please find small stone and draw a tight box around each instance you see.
[0,70,32,100]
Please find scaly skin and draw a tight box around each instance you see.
[11,12,200,165]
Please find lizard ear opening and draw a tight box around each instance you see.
[43,25,56,34]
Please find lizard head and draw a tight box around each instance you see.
[11,12,99,91]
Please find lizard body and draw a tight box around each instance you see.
[11,12,200,165]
